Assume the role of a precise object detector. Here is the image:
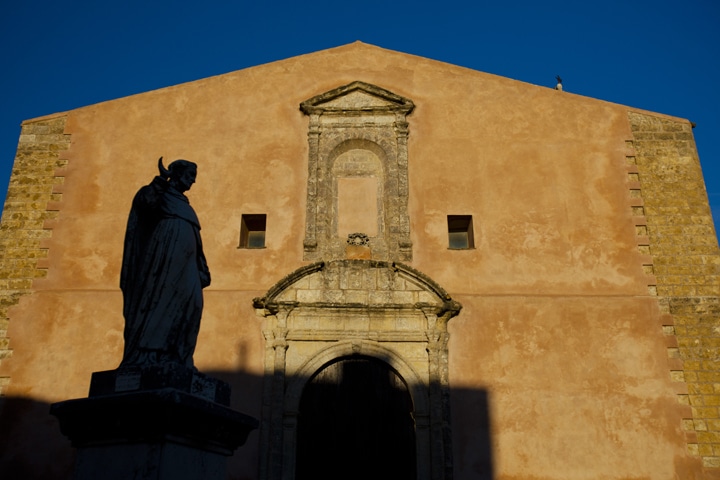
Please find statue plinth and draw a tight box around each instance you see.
[88,363,231,404]
[51,365,258,480]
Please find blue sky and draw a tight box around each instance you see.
[1,0,718,233]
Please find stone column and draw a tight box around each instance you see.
[303,115,321,259]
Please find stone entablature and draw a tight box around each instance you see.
[253,259,460,480]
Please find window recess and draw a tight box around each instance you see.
[447,215,474,249]
[239,214,267,248]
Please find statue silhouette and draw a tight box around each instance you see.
[119,158,210,367]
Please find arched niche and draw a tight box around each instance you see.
[300,82,414,262]
[331,140,386,249]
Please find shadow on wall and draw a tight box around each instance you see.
[0,368,494,480]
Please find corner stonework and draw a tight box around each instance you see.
[628,111,720,469]
[0,115,70,395]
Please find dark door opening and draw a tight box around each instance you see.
[296,356,417,480]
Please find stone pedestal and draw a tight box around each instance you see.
[51,365,258,480]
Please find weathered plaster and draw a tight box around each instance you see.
[0,42,714,479]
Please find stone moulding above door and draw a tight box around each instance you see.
[253,259,461,480]
[300,81,415,262]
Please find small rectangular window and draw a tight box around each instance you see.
[447,215,474,249]
[239,214,266,248]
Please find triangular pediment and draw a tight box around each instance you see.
[300,81,414,115]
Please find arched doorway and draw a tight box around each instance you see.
[255,260,461,480]
[296,356,417,480]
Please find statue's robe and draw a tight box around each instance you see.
[120,176,210,367]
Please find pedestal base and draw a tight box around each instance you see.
[51,366,258,480]
[73,439,226,480]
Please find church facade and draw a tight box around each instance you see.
[1,42,719,479]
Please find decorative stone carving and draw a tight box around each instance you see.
[347,232,369,246]
[254,260,461,480]
[258,83,452,480]
[300,82,414,262]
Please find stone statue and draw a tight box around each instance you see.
[119,158,211,367]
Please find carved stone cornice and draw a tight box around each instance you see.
[300,81,415,116]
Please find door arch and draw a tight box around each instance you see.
[296,356,416,480]
[254,260,461,480]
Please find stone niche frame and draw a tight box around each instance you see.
[254,260,461,480]
[300,81,415,262]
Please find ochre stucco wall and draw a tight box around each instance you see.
[1,42,714,479]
